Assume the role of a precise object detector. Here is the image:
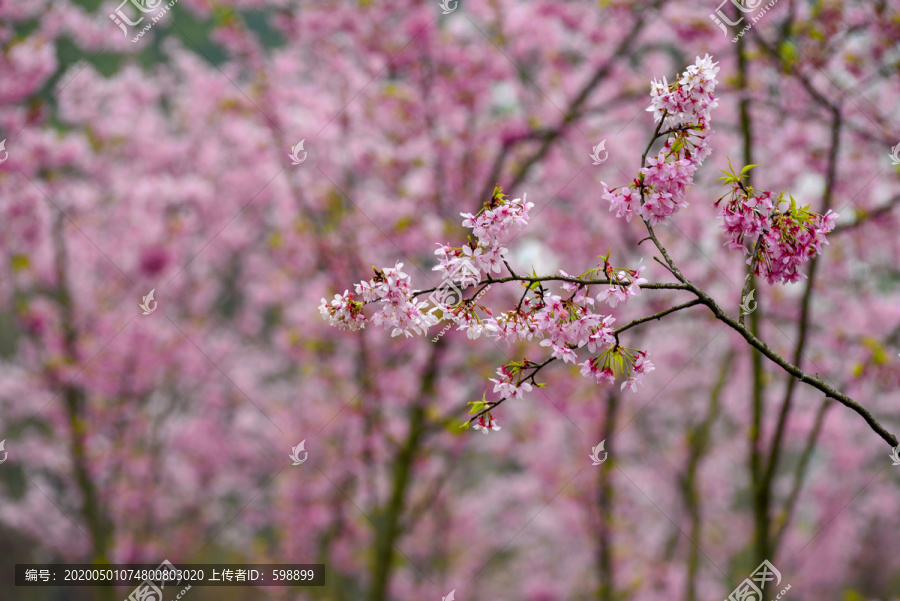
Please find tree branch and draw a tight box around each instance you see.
[409,274,688,300]
[613,299,703,338]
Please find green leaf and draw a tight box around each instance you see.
[841,590,866,601]
[10,254,28,272]
[778,41,799,69]
[213,6,239,26]
[740,164,760,176]
[394,216,414,232]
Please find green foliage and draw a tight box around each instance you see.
[716,157,759,187]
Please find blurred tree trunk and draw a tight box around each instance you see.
[368,343,443,601]
[52,213,115,601]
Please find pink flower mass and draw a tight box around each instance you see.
[1,2,900,601]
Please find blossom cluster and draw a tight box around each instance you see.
[462,264,654,434]
[579,348,655,393]
[647,54,720,131]
[480,254,646,349]
[430,285,493,342]
[319,189,535,341]
[466,314,656,433]
[483,278,620,354]
[318,263,438,337]
[434,187,534,287]
[716,170,838,284]
[490,364,534,400]
[472,414,501,434]
[602,54,720,225]
[591,261,648,308]
[318,289,367,331]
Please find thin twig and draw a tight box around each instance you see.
[614,299,704,337]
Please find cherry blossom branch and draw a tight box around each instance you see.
[321,55,895,446]
[323,58,731,432]
[516,283,531,312]
[644,223,897,446]
[464,356,555,427]
[604,60,895,442]
[409,275,688,299]
[464,298,703,427]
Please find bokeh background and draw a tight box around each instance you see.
[1,0,900,599]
